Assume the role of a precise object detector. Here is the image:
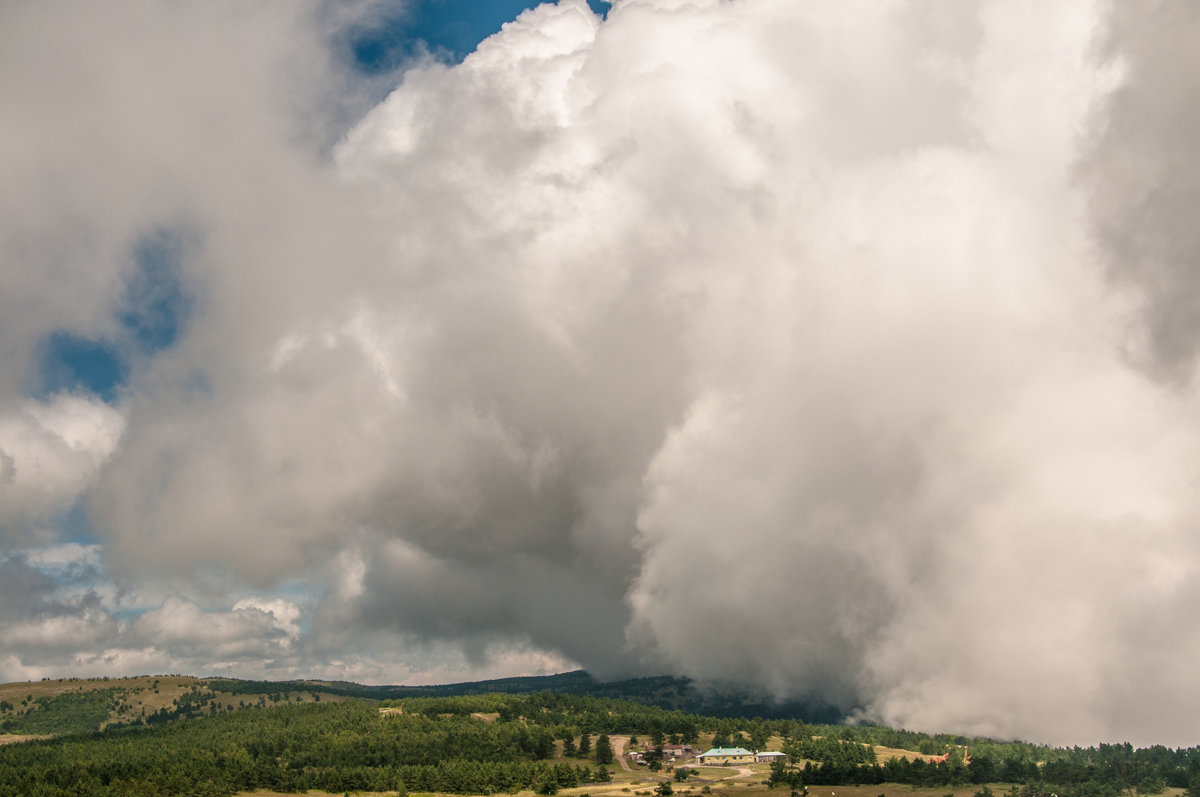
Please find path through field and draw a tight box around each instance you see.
[610,735,633,771]
[721,766,755,780]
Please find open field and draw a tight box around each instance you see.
[234,792,403,797]
[0,675,196,727]
[228,784,1031,797]
[0,674,176,704]
[0,733,47,745]
[871,745,936,764]
[231,780,1194,797]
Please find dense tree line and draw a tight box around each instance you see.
[393,692,704,742]
[0,689,120,735]
[0,700,611,797]
[783,735,877,767]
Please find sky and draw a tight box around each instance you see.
[2,0,1200,748]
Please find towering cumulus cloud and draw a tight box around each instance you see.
[5,0,1200,746]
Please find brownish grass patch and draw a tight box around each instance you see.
[872,745,936,764]
[1,675,347,729]
[0,733,49,745]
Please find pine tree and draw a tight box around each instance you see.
[596,734,614,765]
[533,729,556,760]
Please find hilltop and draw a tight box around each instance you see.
[0,670,843,741]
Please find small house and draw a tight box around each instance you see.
[755,752,787,763]
[663,744,694,759]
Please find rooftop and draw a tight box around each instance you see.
[700,747,754,756]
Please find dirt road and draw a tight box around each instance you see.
[610,735,634,771]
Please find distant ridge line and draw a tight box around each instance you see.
[202,669,844,722]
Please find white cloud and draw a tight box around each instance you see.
[5,0,1200,748]
[22,542,104,571]
[5,611,115,650]
[131,596,298,659]
[0,395,124,539]
[232,597,303,640]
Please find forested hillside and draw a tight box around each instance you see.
[0,675,340,736]
[0,694,656,796]
[205,670,843,722]
[1,669,837,736]
[4,681,1200,797]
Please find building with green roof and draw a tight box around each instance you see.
[697,747,754,764]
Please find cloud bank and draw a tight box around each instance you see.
[4,0,1200,747]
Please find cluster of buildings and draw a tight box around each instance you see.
[627,746,695,766]
[627,745,787,766]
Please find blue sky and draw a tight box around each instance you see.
[350,0,610,70]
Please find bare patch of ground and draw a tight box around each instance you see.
[0,733,48,745]
[611,735,633,771]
